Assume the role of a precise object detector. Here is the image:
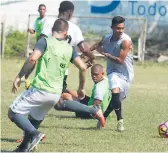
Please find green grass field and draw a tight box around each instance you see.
[1,58,168,152]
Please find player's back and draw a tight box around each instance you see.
[42,18,84,47]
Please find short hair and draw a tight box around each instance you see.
[91,64,103,72]
[59,1,74,13]
[38,4,46,10]
[111,16,125,26]
[52,18,69,33]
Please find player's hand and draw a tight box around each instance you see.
[77,88,85,100]
[25,79,31,90]
[12,76,21,94]
[80,53,94,69]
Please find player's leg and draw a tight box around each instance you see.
[9,87,59,151]
[8,88,44,152]
[75,95,92,118]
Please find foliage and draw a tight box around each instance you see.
[4,30,27,57]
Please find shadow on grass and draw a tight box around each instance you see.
[1,138,16,142]
[1,150,12,152]
[47,114,76,119]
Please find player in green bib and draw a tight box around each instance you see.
[9,19,100,152]
[55,64,111,119]
[28,4,47,41]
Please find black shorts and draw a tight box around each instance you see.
[75,95,92,119]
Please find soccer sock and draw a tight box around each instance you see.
[28,115,43,129]
[115,109,123,121]
[62,75,68,93]
[103,93,120,118]
[61,100,97,115]
[11,113,37,134]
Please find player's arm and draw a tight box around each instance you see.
[78,42,95,61]
[75,26,95,62]
[71,49,87,99]
[99,39,131,64]
[12,50,42,93]
[12,38,46,93]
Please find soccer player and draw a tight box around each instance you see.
[90,16,134,131]
[55,64,111,119]
[27,4,47,41]
[25,1,94,92]
[8,19,88,152]
[41,0,94,91]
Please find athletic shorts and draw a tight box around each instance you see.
[107,72,130,101]
[10,87,60,120]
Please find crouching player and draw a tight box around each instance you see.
[54,64,111,120]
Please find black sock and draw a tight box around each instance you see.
[104,93,121,118]
[61,100,97,115]
[115,109,123,120]
[28,115,43,129]
[19,117,42,149]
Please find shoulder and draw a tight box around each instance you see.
[122,33,132,41]
[103,33,112,42]
[68,21,81,31]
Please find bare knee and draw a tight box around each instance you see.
[112,87,120,93]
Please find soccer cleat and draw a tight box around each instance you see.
[13,147,29,152]
[116,119,124,132]
[13,143,30,152]
[28,132,45,152]
[93,105,105,128]
[16,135,46,143]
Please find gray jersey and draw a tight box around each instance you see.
[102,33,134,83]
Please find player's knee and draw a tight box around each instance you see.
[8,108,15,121]
[62,93,73,100]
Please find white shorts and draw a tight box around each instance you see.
[10,87,60,120]
[107,72,130,101]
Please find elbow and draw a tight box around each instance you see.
[80,65,87,72]
[118,59,124,65]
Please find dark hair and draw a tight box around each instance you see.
[111,16,125,26]
[38,4,46,10]
[52,18,69,32]
[59,1,74,13]
[92,64,103,71]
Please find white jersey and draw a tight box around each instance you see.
[102,33,134,83]
[41,18,84,47]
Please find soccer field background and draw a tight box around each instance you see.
[1,58,168,152]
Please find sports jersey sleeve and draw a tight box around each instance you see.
[70,47,79,63]
[94,82,106,101]
[75,25,84,46]
[34,38,47,54]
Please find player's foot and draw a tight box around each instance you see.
[16,135,46,143]
[13,143,30,152]
[116,119,124,132]
[93,105,105,128]
[28,132,45,152]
